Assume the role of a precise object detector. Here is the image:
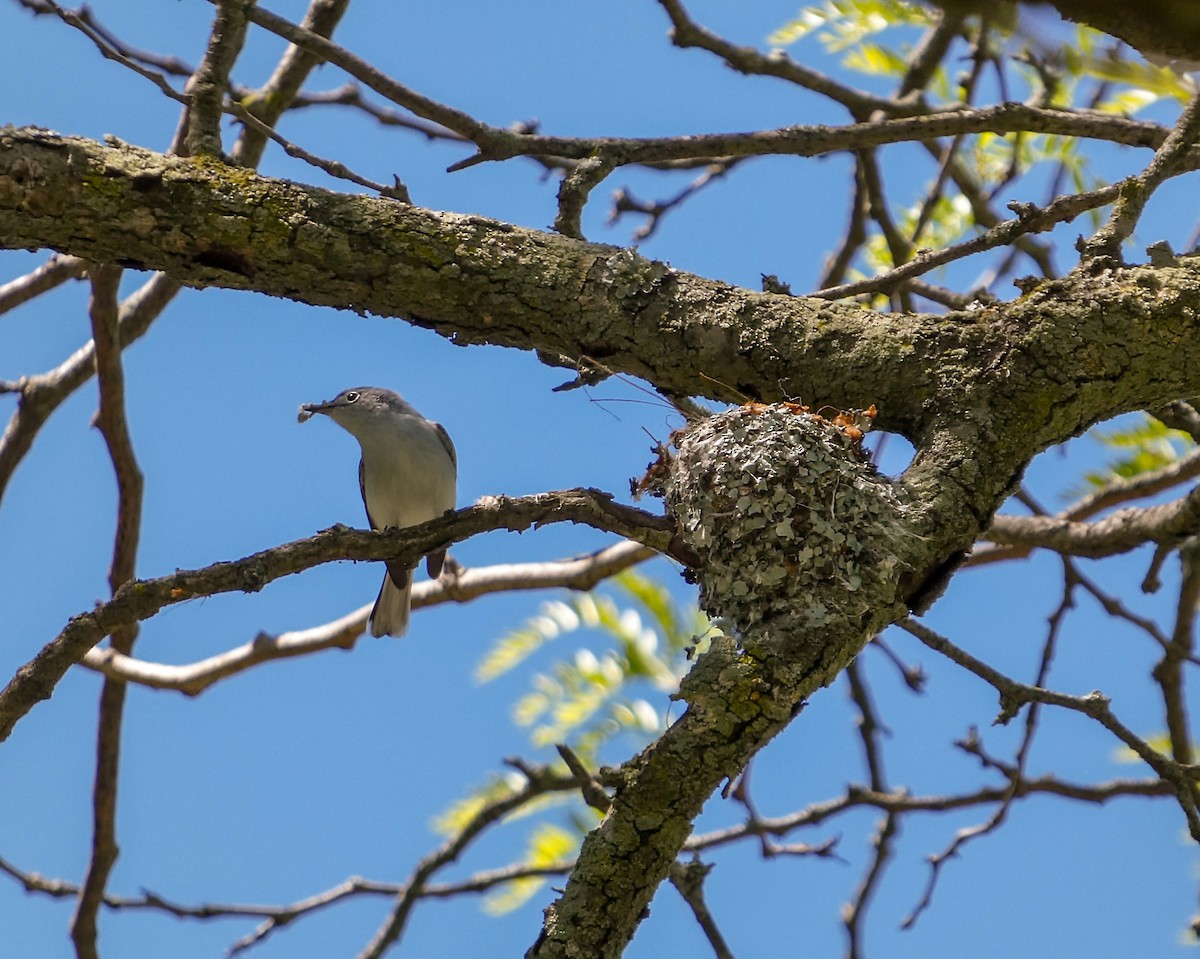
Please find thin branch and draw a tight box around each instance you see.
[902,560,1073,929]
[41,0,189,107]
[0,254,86,316]
[185,0,252,157]
[819,159,870,289]
[607,160,738,241]
[841,661,899,959]
[0,490,684,743]
[670,860,737,959]
[555,156,615,239]
[353,768,577,959]
[0,272,178,509]
[0,848,573,924]
[1153,537,1200,763]
[1153,401,1200,442]
[898,617,1200,839]
[685,774,1170,854]
[204,7,1183,170]
[983,484,1200,558]
[654,0,904,119]
[70,264,144,959]
[813,183,1119,300]
[1084,86,1200,263]
[230,0,351,168]
[79,541,657,695]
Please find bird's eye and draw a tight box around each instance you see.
[345,391,360,403]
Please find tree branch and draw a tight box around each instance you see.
[0,490,680,743]
[0,254,85,315]
[79,540,657,695]
[70,263,144,959]
[984,484,1200,557]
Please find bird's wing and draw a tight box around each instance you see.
[360,457,409,591]
[432,421,457,470]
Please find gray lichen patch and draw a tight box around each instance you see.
[661,405,913,663]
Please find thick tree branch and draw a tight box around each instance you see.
[8,128,1200,450]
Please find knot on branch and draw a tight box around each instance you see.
[661,405,914,667]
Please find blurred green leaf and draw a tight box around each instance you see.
[483,822,581,915]
[1071,415,1194,496]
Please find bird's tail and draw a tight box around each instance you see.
[369,570,411,638]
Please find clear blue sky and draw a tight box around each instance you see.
[1,1,1196,956]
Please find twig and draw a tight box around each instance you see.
[353,769,577,959]
[1154,537,1200,763]
[670,860,737,959]
[607,160,738,241]
[230,0,351,168]
[654,0,900,119]
[556,744,612,813]
[0,272,178,509]
[901,560,1073,929]
[898,617,1200,839]
[70,263,144,959]
[41,0,189,107]
[1153,401,1200,442]
[0,255,86,316]
[813,184,1120,300]
[983,483,1200,558]
[841,661,899,959]
[555,156,615,239]
[1083,87,1200,263]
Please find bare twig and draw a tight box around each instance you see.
[1084,87,1200,263]
[607,160,738,241]
[841,661,899,959]
[670,860,737,959]
[901,560,1073,929]
[813,184,1120,300]
[1153,537,1200,763]
[555,156,615,239]
[41,0,189,107]
[70,264,144,959]
[231,0,351,167]
[353,768,577,959]
[654,0,900,119]
[0,273,178,509]
[898,617,1200,839]
[0,255,86,316]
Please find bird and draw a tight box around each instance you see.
[299,386,457,637]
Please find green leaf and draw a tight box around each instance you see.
[1071,414,1194,496]
[483,822,581,915]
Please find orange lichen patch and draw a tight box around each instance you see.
[743,401,878,442]
[742,400,810,416]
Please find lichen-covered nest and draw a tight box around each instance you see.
[654,404,913,656]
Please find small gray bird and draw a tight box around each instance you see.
[299,387,457,637]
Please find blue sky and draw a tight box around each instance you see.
[1,1,1197,956]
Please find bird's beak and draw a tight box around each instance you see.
[297,399,334,423]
